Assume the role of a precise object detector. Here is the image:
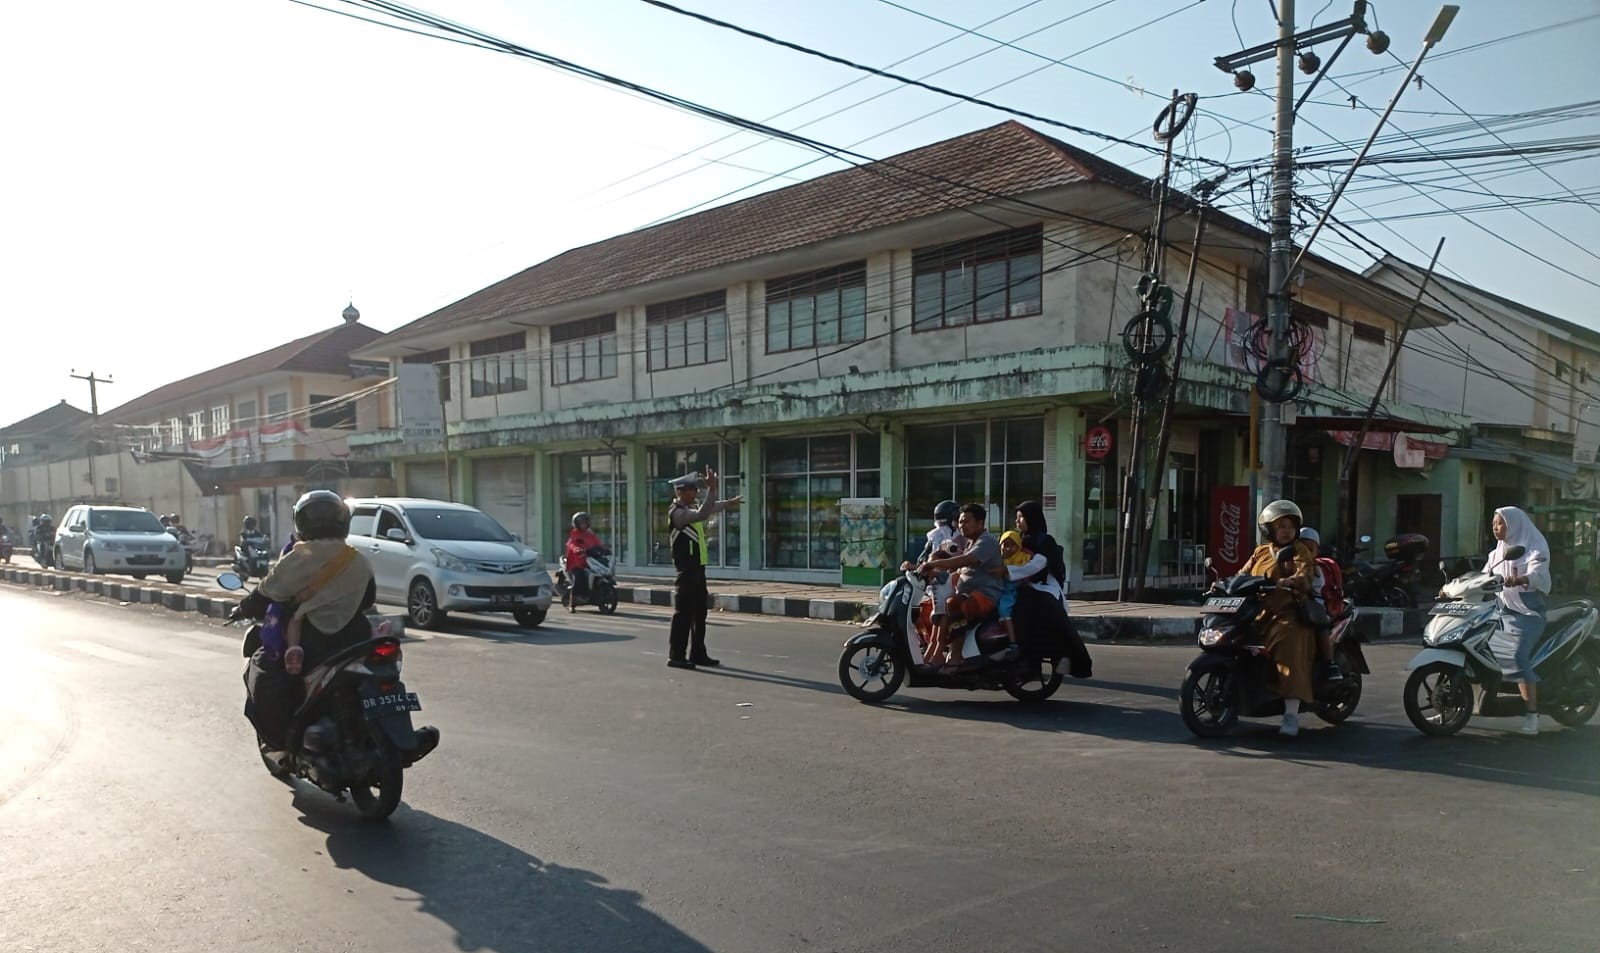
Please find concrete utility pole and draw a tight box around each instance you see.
[71,369,113,499]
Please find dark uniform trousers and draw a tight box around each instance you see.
[669,565,710,661]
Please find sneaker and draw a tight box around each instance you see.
[1520,713,1540,735]
[1279,712,1301,738]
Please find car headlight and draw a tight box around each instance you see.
[99,541,124,551]
[1199,627,1226,646]
[431,547,468,571]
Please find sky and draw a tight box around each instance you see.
[2,0,1596,424]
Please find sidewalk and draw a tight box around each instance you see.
[612,573,1423,643]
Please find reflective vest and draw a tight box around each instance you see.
[669,501,708,571]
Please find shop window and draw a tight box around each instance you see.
[903,417,1043,558]
[764,434,879,570]
[765,262,868,353]
[469,332,528,397]
[1082,460,1120,577]
[551,314,618,385]
[912,226,1043,331]
[647,292,727,371]
[557,451,628,564]
[649,442,741,568]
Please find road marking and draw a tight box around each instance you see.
[59,640,152,665]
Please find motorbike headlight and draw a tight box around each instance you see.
[431,547,468,572]
[1199,627,1226,646]
[1424,626,1466,647]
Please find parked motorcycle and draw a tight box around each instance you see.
[1402,545,1600,735]
[233,535,274,581]
[217,573,438,819]
[1179,566,1368,738]
[837,570,1067,704]
[1344,533,1427,608]
[554,545,619,614]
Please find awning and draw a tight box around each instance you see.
[1450,439,1583,483]
[1328,430,1449,464]
[1296,415,1453,435]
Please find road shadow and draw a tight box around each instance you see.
[418,613,634,646]
[299,804,711,953]
[695,663,845,696]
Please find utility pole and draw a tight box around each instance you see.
[71,369,113,500]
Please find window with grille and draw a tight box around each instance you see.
[551,314,619,385]
[187,412,206,443]
[912,226,1043,331]
[647,292,727,371]
[765,262,868,353]
[210,405,229,437]
[468,332,528,397]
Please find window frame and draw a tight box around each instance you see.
[646,291,728,372]
[764,262,868,354]
[911,226,1044,332]
[550,314,619,386]
[468,332,529,398]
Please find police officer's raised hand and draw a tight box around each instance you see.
[705,467,719,494]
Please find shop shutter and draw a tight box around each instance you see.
[405,462,450,501]
[473,456,530,541]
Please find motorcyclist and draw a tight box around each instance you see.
[563,511,607,608]
[1242,500,1319,738]
[239,515,269,550]
[33,513,56,562]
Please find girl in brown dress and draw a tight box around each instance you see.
[1242,500,1318,737]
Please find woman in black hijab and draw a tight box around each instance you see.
[1010,501,1092,679]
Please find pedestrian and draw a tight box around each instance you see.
[666,468,742,670]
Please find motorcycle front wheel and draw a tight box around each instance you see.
[838,641,904,704]
[1550,660,1600,727]
[1003,658,1063,703]
[348,736,404,820]
[1314,671,1363,725]
[1403,662,1474,736]
[597,583,619,615]
[1180,668,1240,737]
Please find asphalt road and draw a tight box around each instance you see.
[1,584,1596,953]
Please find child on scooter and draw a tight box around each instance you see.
[904,500,960,657]
[997,530,1031,657]
[1299,527,1344,681]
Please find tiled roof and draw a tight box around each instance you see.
[376,121,1109,347]
[107,322,383,421]
[0,400,91,437]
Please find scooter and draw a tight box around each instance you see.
[233,535,274,581]
[33,523,56,569]
[217,572,439,820]
[1402,545,1600,735]
[837,570,1067,704]
[555,546,619,614]
[1179,561,1369,738]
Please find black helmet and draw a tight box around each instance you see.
[292,490,350,540]
[571,511,590,529]
[242,516,258,531]
[38,513,52,525]
[933,500,959,523]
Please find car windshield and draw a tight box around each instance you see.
[89,510,166,533]
[406,508,514,542]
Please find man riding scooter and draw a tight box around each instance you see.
[563,512,609,610]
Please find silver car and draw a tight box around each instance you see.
[347,498,554,629]
[54,504,188,584]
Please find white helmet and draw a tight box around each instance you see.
[1257,500,1303,534]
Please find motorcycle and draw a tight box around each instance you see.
[217,572,439,819]
[33,524,56,569]
[1402,545,1600,735]
[1179,565,1368,738]
[837,570,1067,704]
[554,545,619,614]
[166,525,201,575]
[0,529,13,563]
[1344,533,1427,608]
[233,535,274,581]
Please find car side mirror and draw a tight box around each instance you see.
[70,524,85,532]
[216,572,244,591]
[385,528,410,543]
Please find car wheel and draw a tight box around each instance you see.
[84,549,99,575]
[513,608,547,628]
[407,579,446,629]
[166,571,186,585]
[131,573,147,580]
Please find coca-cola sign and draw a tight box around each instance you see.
[1208,486,1251,577]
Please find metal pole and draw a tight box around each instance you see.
[1260,0,1296,510]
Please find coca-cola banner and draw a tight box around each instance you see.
[1207,485,1251,578]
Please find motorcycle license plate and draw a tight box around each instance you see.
[1430,601,1476,617]
[1202,597,1244,613]
[491,593,524,606]
[361,691,421,719]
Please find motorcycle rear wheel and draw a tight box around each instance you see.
[1003,658,1063,703]
[1384,586,1415,609]
[348,737,404,820]
[1403,662,1474,736]
[1180,668,1240,737]
[838,641,904,704]
[1550,661,1600,727]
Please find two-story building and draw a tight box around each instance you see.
[349,121,1466,593]
[1,309,397,552]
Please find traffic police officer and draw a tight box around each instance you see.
[666,468,742,669]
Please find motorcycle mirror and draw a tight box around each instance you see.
[216,572,244,591]
[1275,545,1295,564]
[1504,545,1526,561]
[1203,556,1213,568]
[1359,534,1373,544]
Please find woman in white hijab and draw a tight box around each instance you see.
[1487,506,1552,735]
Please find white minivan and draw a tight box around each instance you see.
[346,498,554,629]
